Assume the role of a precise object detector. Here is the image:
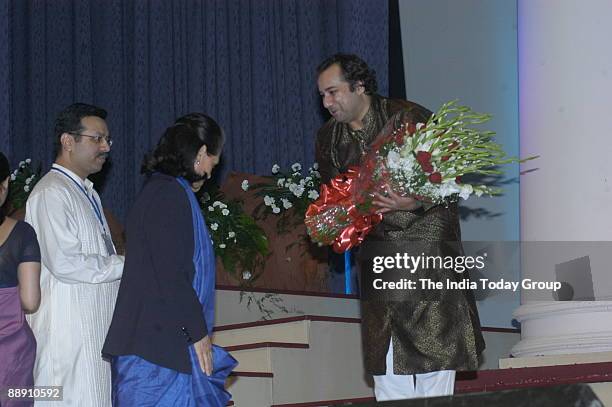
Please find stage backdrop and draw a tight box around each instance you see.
[0,0,388,220]
[399,0,520,327]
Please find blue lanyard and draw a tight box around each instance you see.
[51,167,105,229]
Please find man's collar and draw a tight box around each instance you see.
[349,94,380,136]
[360,96,378,134]
[52,163,94,191]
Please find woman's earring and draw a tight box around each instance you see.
[196,160,200,165]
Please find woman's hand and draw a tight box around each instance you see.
[194,335,213,376]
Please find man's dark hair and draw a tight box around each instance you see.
[54,103,108,156]
[142,113,224,182]
[317,53,378,95]
[0,151,10,224]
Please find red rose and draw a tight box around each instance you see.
[407,123,417,135]
[429,172,442,183]
[416,151,432,165]
[455,176,462,183]
[416,151,434,173]
[395,131,405,146]
[422,162,434,173]
[441,155,450,162]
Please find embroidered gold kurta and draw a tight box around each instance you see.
[315,95,485,375]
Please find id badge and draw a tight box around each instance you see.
[102,233,116,256]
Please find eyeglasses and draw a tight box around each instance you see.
[68,131,113,147]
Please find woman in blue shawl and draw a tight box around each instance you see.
[103,113,237,406]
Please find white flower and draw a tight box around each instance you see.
[386,150,402,170]
[416,122,426,130]
[307,190,319,200]
[311,170,321,179]
[312,162,319,170]
[417,140,434,152]
[271,164,280,174]
[242,270,252,280]
[24,185,30,192]
[25,178,31,185]
[210,223,219,231]
[277,178,285,187]
[281,198,293,209]
[400,155,416,175]
[288,183,304,198]
[437,180,461,199]
[228,231,236,238]
[213,201,223,207]
[10,174,16,181]
[219,243,226,249]
[272,206,281,214]
[25,158,31,164]
[475,189,484,197]
[208,206,214,212]
[241,180,249,191]
[19,161,25,167]
[221,208,230,216]
[459,184,473,200]
[291,162,301,172]
[263,195,275,206]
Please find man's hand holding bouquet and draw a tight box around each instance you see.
[305,101,536,253]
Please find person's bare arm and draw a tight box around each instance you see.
[18,261,41,313]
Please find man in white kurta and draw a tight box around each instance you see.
[25,103,124,406]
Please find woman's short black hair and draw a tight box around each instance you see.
[316,53,378,95]
[142,113,224,182]
[0,151,10,224]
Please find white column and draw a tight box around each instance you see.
[514,0,612,356]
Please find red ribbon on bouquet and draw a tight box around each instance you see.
[305,167,382,253]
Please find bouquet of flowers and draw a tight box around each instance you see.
[243,162,321,233]
[306,101,536,252]
[8,158,41,211]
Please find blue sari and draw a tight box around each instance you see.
[112,177,237,406]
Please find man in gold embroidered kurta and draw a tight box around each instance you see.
[315,54,484,400]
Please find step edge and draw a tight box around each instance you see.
[230,371,274,378]
[226,342,310,352]
[214,315,361,332]
[216,285,359,299]
[270,395,375,407]
[215,314,518,334]
[456,360,612,393]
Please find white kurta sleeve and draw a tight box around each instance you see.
[25,185,124,284]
